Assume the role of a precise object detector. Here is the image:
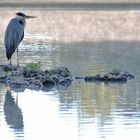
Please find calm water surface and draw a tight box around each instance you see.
[1,8,140,140]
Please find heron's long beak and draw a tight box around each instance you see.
[25,15,37,19]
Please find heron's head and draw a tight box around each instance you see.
[16,12,36,19]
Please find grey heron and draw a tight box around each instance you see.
[4,12,36,65]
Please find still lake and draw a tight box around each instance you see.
[1,8,140,140]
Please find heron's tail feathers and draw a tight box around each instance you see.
[5,46,15,60]
[6,51,12,60]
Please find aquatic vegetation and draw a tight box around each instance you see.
[26,62,41,70]
[111,68,121,75]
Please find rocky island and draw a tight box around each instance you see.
[0,64,73,91]
[0,64,134,91]
[84,70,134,83]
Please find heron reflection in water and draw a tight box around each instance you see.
[4,12,36,65]
[4,90,24,130]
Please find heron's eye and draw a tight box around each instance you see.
[19,20,23,25]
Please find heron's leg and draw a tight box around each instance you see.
[9,59,12,65]
[17,47,19,66]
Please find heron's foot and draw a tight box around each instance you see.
[9,59,12,65]
[17,61,20,67]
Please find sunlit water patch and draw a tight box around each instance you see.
[24,33,54,45]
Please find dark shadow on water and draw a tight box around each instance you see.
[4,90,24,137]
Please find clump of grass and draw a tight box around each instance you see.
[26,62,41,70]
[111,68,121,75]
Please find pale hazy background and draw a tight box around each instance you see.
[0,1,140,43]
[0,9,140,43]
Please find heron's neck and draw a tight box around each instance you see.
[15,15,26,26]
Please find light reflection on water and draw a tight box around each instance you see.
[1,9,140,140]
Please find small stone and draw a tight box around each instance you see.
[58,78,72,86]
[74,77,84,80]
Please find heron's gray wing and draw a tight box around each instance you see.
[4,18,24,60]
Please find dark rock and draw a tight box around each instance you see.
[84,76,97,82]
[42,67,73,87]
[119,71,134,79]
[0,64,18,72]
[42,76,56,86]
[58,78,73,86]
[56,67,72,77]
[22,67,38,78]
[74,76,84,80]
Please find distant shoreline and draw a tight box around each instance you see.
[0,2,140,10]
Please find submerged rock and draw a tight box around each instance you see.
[0,64,73,91]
